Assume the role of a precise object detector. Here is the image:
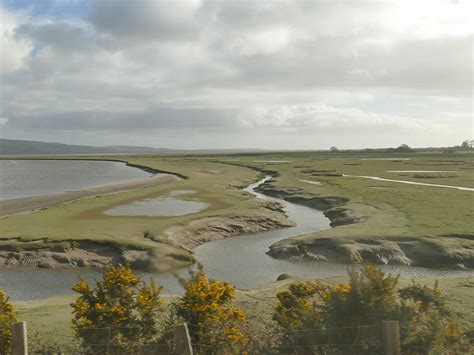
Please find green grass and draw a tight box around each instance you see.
[1,151,473,267]
[4,151,474,348]
[0,156,268,264]
[206,152,473,263]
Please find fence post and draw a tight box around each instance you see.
[382,320,401,355]
[174,323,193,355]
[12,321,28,355]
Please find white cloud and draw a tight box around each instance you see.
[229,27,292,56]
[0,6,33,73]
[0,0,471,148]
[238,104,440,133]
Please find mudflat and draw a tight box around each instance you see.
[0,174,179,217]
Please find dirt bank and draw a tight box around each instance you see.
[160,200,295,250]
[0,199,294,271]
[0,174,180,217]
[255,181,355,227]
[0,239,194,272]
[256,181,474,269]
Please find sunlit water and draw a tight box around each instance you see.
[0,160,152,199]
[1,176,472,300]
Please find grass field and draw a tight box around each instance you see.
[2,151,473,349]
[1,151,473,269]
[1,156,283,270]
[213,151,473,268]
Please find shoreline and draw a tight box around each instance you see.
[0,173,181,217]
[0,162,296,272]
[258,181,474,269]
[2,158,471,272]
[214,161,474,270]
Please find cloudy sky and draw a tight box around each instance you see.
[0,0,472,149]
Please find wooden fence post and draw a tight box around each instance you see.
[174,323,193,355]
[382,320,401,355]
[12,321,28,355]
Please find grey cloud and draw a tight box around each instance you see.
[6,107,237,131]
[0,0,472,149]
[89,0,199,41]
[14,22,93,51]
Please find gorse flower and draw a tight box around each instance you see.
[175,268,248,353]
[71,264,163,352]
[273,264,465,354]
[0,290,17,355]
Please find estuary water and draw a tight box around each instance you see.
[0,170,473,300]
[0,159,152,199]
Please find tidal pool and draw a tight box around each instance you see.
[104,194,209,217]
[2,176,473,300]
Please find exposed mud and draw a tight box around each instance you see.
[0,239,194,272]
[0,174,180,217]
[161,201,295,250]
[259,182,474,269]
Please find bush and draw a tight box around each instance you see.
[71,264,163,353]
[173,267,248,354]
[273,264,466,354]
[0,290,17,355]
[398,283,466,353]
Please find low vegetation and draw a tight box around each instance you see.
[0,290,17,355]
[0,156,288,271]
[171,267,249,353]
[71,264,164,352]
[213,151,474,268]
[3,263,473,354]
[1,151,473,353]
[1,151,473,270]
[274,264,464,354]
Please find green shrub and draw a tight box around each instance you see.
[71,264,164,353]
[0,290,17,355]
[172,267,249,354]
[273,264,466,354]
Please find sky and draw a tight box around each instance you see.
[0,0,472,150]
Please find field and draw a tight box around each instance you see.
[0,156,291,271]
[214,151,474,268]
[2,150,474,350]
[1,151,473,270]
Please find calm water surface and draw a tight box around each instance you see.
[1,175,472,300]
[0,160,152,199]
[104,197,209,216]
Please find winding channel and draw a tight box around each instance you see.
[1,175,473,301]
[343,174,474,192]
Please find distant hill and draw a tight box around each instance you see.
[0,139,177,155]
[0,139,269,155]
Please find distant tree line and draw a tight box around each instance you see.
[327,140,473,153]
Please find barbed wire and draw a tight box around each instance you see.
[262,341,383,349]
[187,321,378,334]
[282,324,379,333]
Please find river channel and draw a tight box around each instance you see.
[1,175,472,300]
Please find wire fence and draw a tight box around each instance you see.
[28,322,384,355]
[20,321,474,355]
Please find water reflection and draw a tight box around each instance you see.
[1,176,472,301]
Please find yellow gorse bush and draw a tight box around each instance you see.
[71,264,163,352]
[0,290,17,355]
[176,268,248,353]
[273,264,466,354]
[274,281,328,330]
